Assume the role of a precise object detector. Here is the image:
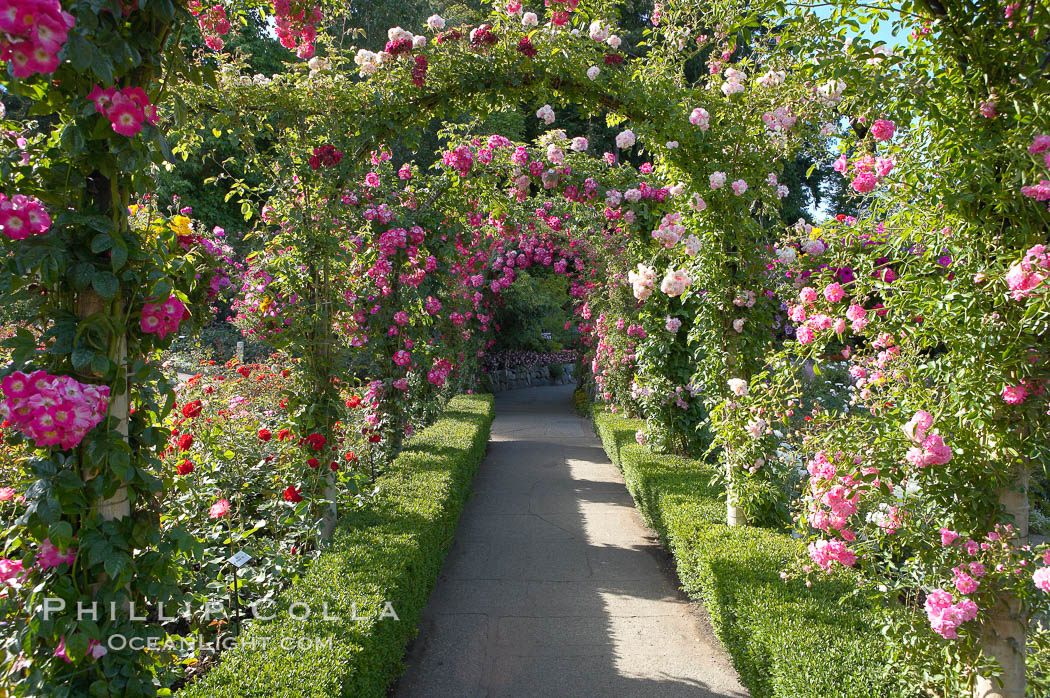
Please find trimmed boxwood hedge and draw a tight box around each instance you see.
[592,407,901,698]
[181,393,495,698]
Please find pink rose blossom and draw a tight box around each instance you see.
[870,119,896,141]
[1034,566,1050,593]
[209,499,230,519]
[1001,384,1028,404]
[37,539,76,569]
[851,172,878,193]
[823,283,845,302]
[1029,135,1050,154]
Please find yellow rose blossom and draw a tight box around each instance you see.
[169,215,192,237]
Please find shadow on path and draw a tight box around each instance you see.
[392,385,748,698]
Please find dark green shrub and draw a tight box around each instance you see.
[592,408,901,698]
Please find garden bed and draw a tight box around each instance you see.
[590,404,900,698]
[181,393,495,697]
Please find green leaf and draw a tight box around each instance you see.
[60,123,86,154]
[110,241,128,271]
[90,52,114,84]
[109,448,131,479]
[71,347,95,370]
[90,233,113,254]
[104,552,130,580]
[91,271,119,299]
[65,633,90,661]
[154,130,176,164]
[90,353,111,375]
[68,35,92,72]
[173,93,188,127]
[70,262,95,291]
[48,521,73,548]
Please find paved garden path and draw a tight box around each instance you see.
[394,384,747,698]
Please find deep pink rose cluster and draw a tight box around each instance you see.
[807,538,857,571]
[805,451,864,541]
[902,410,952,468]
[308,144,343,170]
[1,371,110,449]
[1005,244,1048,301]
[924,589,978,639]
[427,358,453,387]
[834,152,894,194]
[88,86,158,137]
[442,144,474,177]
[273,0,321,59]
[789,284,855,344]
[0,193,50,240]
[0,0,74,78]
[140,296,189,339]
[187,2,231,51]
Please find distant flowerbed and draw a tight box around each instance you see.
[481,349,575,371]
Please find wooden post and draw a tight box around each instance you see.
[726,471,747,527]
[317,249,338,541]
[77,290,130,521]
[723,298,746,528]
[974,465,1029,698]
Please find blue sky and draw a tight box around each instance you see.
[812,4,908,47]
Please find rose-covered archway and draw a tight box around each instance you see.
[0,0,848,689]
[4,0,1048,694]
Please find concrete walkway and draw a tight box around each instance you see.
[393,385,747,698]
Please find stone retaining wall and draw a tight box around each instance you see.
[485,363,576,392]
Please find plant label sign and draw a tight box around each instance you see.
[227,551,252,568]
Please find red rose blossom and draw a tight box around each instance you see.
[304,433,326,451]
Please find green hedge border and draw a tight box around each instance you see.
[182,393,495,697]
[591,405,898,698]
